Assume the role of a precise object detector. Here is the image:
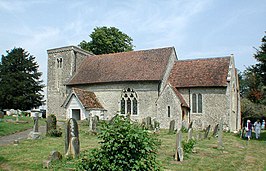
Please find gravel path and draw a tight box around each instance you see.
[0,126,46,146]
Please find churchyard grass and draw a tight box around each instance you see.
[0,116,45,137]
[0,121,265,170]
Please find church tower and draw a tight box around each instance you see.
[47,46,92,119]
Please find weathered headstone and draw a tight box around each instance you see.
[65,118,80,158]
[169,120,175,133]
[43,150,62,169]
[204,125,211,139]
[91,115,99,132]
[28,116,41,139]
[218,118,224,149]
[187,128,193,142]
[174,130,183,161]
[46,115,57,135]
[188,121,193,129]
[212,124,219,137]
[153,120,160,134]
[146,116,153,130]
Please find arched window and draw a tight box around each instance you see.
[192,94,197,113]
[121,88,138,115]
[121,98,125,114]
[191,93,203,113]
[57,58,63,68]
[133,98,137,115]
[198,94,202,113]
[168,106,170,117]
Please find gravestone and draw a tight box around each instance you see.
[169,120,175,133]
[187,128,193,142]
[204,125,211,139]
[43,150,62,169]
[153,120,160,134]
[218,118,224,149]
[65,118,80,158]
[145,117,153,130]
[46,115,57,135]
[28,116,41,139]
[212,124,219,137]
[174,130,183,161]
[188,121,193,129]
[91,115,99,132]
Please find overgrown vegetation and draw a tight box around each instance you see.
[78,115,161,171]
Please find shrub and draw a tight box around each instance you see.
[182,139,196,154]
[47,128,62,137]
[78,115,161,171]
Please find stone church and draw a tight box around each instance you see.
[47,46,241,131]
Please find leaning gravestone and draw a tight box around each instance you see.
[174,130,183,161]
[204,125,211,139]
[218,118,224,149]
[65,118,80,158]
[169,120,175,133]
[212,124,219,137]
[188,121,193,129]
[28,116,41,139]
[187,128,193,142]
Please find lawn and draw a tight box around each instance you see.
[0,120,265,171]
[0,115,45,137]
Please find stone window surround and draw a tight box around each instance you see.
[191,93,203,114]
[120,88,138,116]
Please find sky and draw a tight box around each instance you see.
[0,0,265,86]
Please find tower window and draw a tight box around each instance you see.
[57,58,63,68]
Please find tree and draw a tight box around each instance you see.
[78,115,161,171]
[0,47,44,110]
[79,26,134,55]
[254,32,266,84]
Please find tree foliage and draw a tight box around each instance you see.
[0,47,44,110]
[240,32,266,119]
[78,115,161,171]
[79,26,134,55]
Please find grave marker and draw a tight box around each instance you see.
[204,125,211,139]
[65,118,80,158]
[212,124,219,137]
[174,130,183,161]
[169,120,175,133]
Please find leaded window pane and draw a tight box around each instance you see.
[192,94,197,113]
[121,98,125,114]
[198,94,202,113]
[127,98,131,114]
[133,98,137,115]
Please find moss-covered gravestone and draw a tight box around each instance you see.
[174,130,183,161]
[169,120,175,133]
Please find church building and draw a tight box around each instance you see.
[47,46,241,131]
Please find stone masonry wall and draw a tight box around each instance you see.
[178,87,228,130]
[47,46,92,119]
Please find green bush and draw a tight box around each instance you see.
[78,115,161,171]
[47,129,62,137]
[182,139,196,154]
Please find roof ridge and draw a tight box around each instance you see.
[176,56,231,62]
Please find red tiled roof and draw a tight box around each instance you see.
[169,57,230,88]
[72,88,104,109]
[171,87,189,108]
[67,47,174,85]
